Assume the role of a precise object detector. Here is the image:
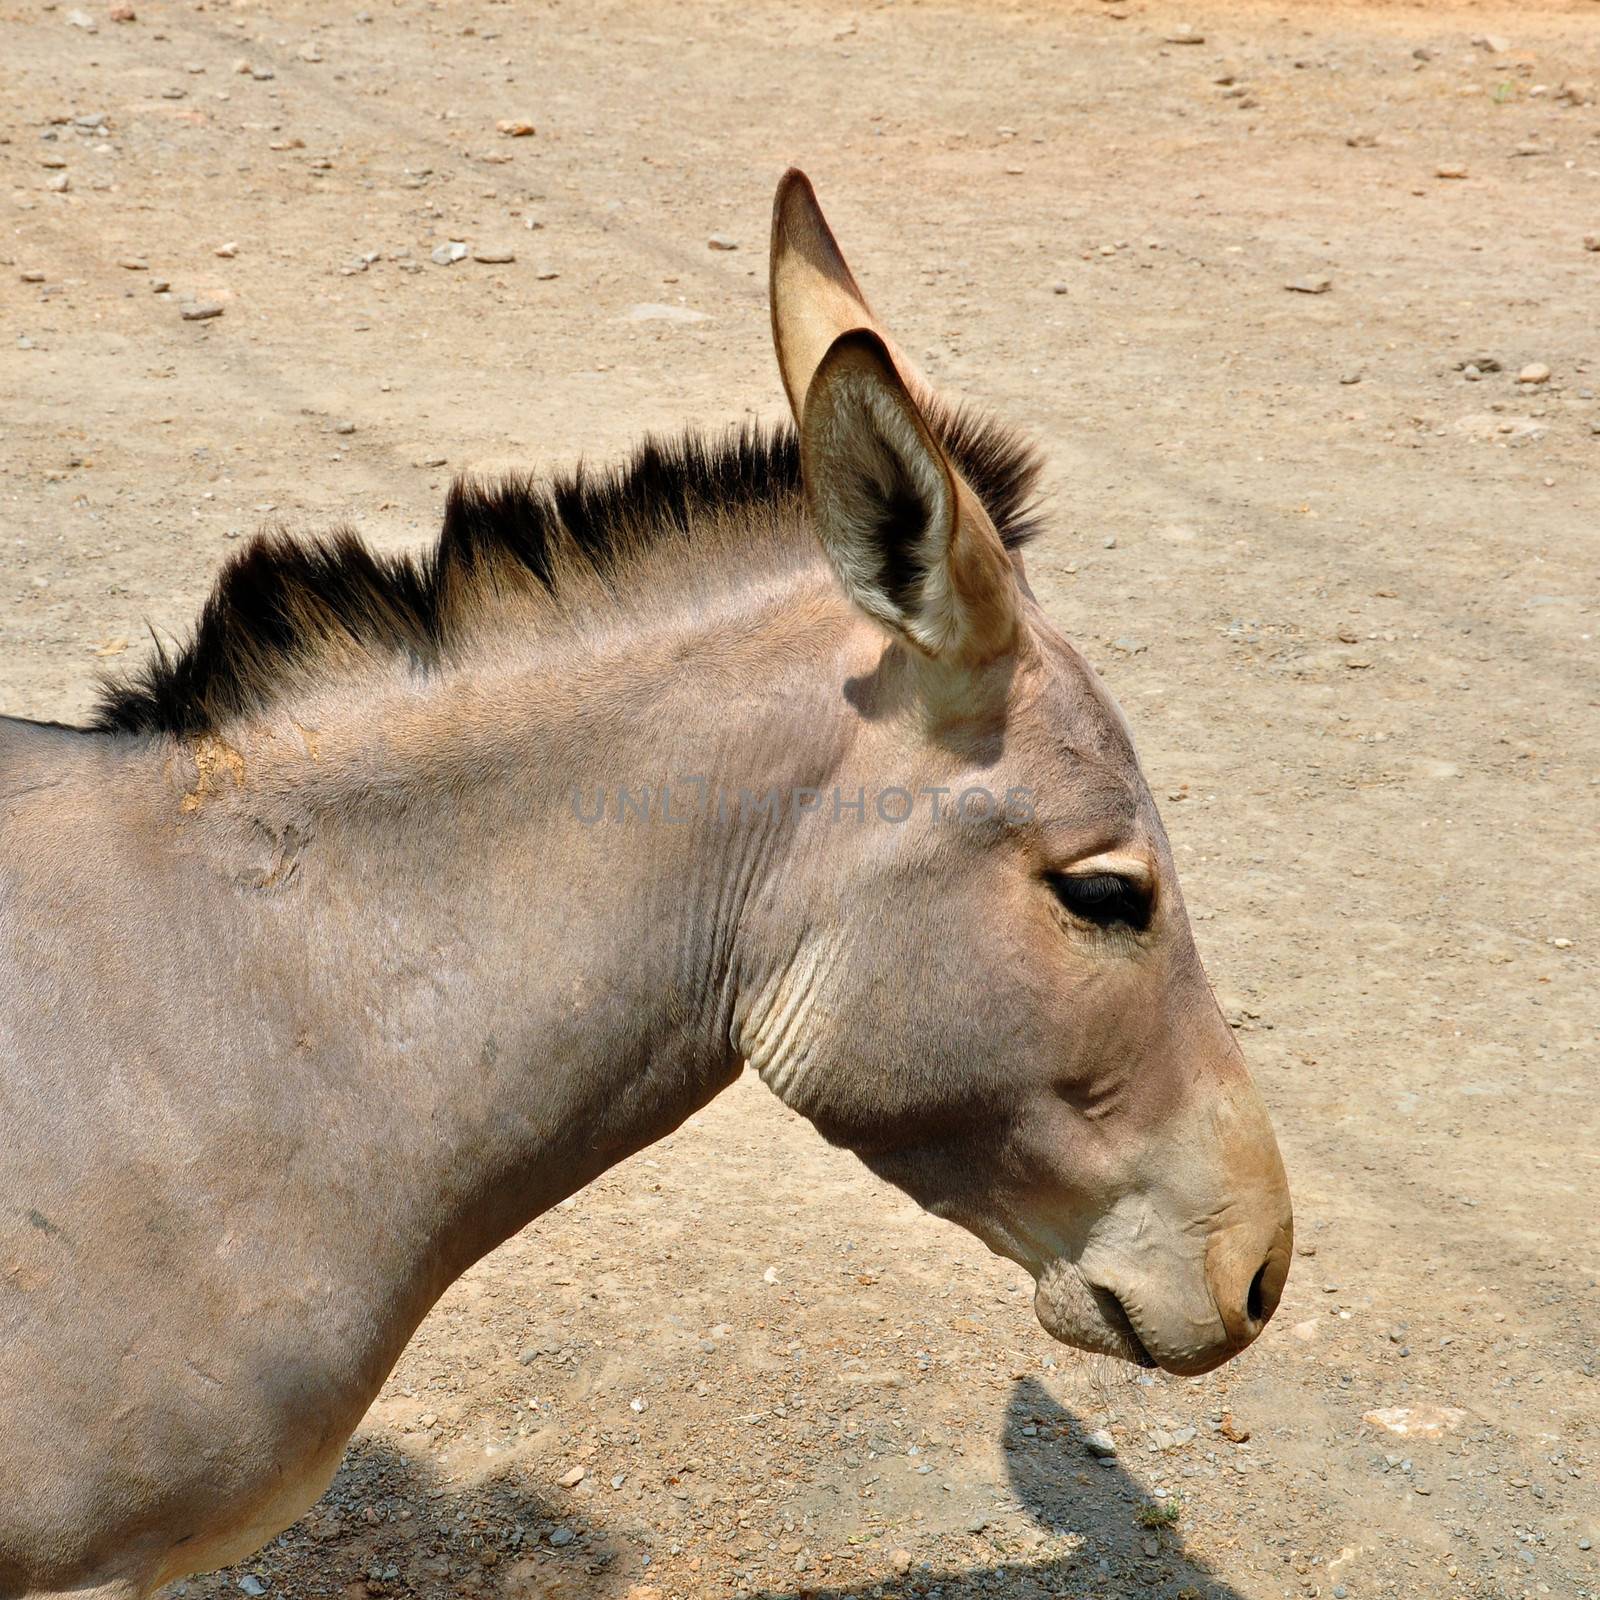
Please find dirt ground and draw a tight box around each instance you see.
[3,0,1598,1596]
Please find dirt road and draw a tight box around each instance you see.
[3,1,1597,1596]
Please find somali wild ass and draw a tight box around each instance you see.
[0,171,1291,1599]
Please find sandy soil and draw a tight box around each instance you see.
[3,0,1598,1597]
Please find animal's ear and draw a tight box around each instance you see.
[770,168,922,422]
[801,328,1019,663]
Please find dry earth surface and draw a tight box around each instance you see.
[3,0,1598,1597]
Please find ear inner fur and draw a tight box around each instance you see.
[800,329,1018,663]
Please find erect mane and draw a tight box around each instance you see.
[93,405,1043,739]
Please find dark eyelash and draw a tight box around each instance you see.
[1045,871,1152,932]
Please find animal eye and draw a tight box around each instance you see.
[1046,871,1151,932]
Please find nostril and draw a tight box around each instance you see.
[1209,1227,1290,1349]
[1246,1262,1268,1326]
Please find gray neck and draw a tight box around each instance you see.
[132,586,858,1308]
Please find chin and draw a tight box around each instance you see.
[1032,1264,1249,1377]
[1033,1259,1158,1367]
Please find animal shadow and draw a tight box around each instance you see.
[769,1378,1249,1600]
[179,1380,1247,1600]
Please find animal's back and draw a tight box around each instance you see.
[0,720,345,1592]
[0,718,467,1594]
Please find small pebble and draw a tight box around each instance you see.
[1085,1429,1117,1458]
[548,1527,575,1548]
[46,174,70,193]
[20,270,45,283]
[151,277,171,293]
[1285,275,1331,294]
[1518,363,1552,385]
[496,119,536,137]
[707,233,739,251]
[118,257,149,271]
[430,241,468,266]
[626,302,708,324]
[180,300,225,321]
[1436,163,1469,180]
[558,1466,585,1488]
[1051,280,1068,294]
[214,242,238,258]
[1584,234,1600,253]
[1102,535,1117,549]
[472,246,516,264]
[1165,25,1205,44]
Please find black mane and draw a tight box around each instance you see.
[94,407,1043,739]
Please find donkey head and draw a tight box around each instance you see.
[738,171,1292,1375]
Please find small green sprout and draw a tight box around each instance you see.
[1136,1496,1183,1529]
